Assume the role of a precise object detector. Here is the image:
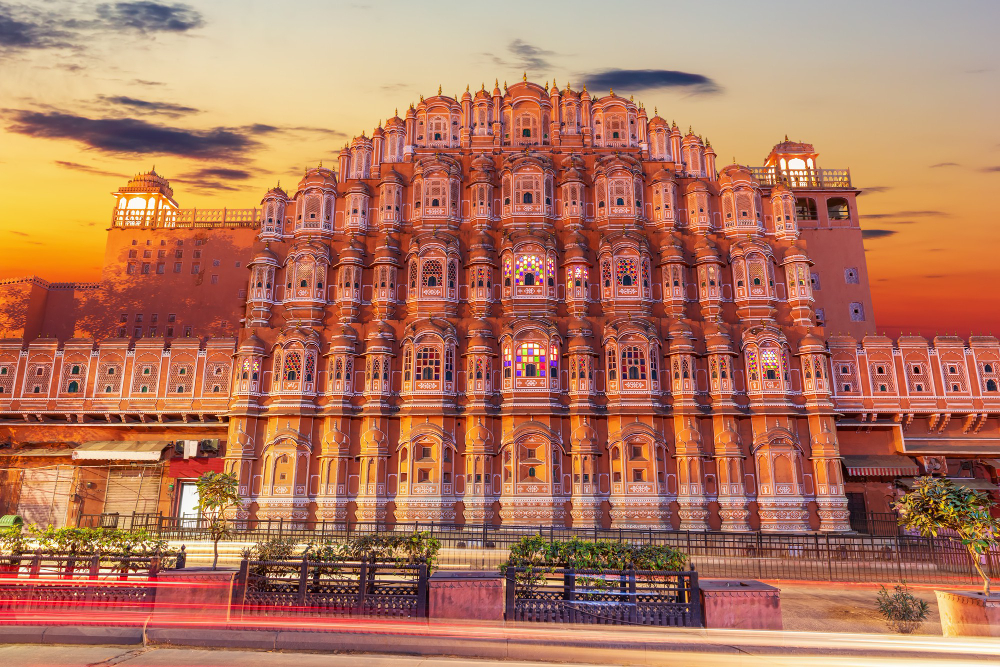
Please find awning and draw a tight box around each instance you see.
[71,441,170,462]
[0,448,72,458]
[842,455,919,477]
[897,477,998,492]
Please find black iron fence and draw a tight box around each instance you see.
[504,566,700,626]
[232,557,428,619]
[849,511,903,537]
[77,513,1000,586]
[0,553,164,613]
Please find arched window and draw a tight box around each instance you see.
[523,192,533,204]
[283,352,301,382]
[67,380,79,393]
[516,342,546,378]
[827,197,850,220]
[988,379,998,392]
[515,255,543,286]
[622,346,647,380]
[415,346,441,381]
[422,260,442,288]
[616,257,638,288]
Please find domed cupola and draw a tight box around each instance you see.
[259,184,289,241]
[334,235,366,323]
[371,235,401,320]
[293,166,337,236]
[246,244,280,326]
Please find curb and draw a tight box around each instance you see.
[0,623,994,664]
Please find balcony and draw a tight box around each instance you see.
[111,207,261,229]
[750,167,852,189]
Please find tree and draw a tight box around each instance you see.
[195,471,242,570]
[894,476,999,596]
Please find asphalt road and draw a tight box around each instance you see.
[0,645,994,667]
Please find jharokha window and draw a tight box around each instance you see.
[504,340,559,391]
[415,347,441,381]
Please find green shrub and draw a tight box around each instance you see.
[245,536,301,576]
[876,583,929,634]
[503,535,687,572]
[501,536,688,594]
[309,531,441,573]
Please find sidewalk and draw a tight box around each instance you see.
[0,612,997,665]
[769,580,957,635]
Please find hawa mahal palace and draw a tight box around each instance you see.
[1,78,998,532]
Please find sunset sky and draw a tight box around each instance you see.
[1,0,998,338]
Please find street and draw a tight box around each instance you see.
[0,644,995,667]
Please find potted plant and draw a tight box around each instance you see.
[894,476,1000,636]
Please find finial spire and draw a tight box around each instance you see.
[522,71,527,82]
[437,84,442,95]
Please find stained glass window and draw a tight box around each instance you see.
[761,348,779,380]
[503,346,512,378]
[550,344,558,375]
[746,348,760,381]
[516,342,546,378]
[515,255,543,286]
[573,266,587,286]
[305,354,315,382]
[415,347,440,381]
[503,256,512,280]
[622,346,646,380]
[616,257,638,287]
[283,352,301,381]
[602,261,612,288]
[546,256,555,280]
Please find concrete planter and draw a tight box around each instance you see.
[935,590,1000,637]
[428,570,504,621]
[149,567,239,626]
[699,580,782,630]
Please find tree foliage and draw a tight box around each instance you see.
[195,471,241,569]
[894,476,999,596]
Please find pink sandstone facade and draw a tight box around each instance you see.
[1,78,998,531]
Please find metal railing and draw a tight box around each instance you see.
[83,514,1000,586]
[504,566,700,626]
[111,207,260,229]
[750,167,852,189]
[233,557,428,619]
[0,552,166,613]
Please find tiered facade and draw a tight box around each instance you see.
[2,78,999,531]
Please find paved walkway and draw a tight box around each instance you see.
[771,581,948,635]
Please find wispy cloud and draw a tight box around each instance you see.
[96,2,204,33]
[980,165,1000,173]
[930,162,959,168]
[0,1,204,55]
[583,69,721,95]
[485,39,558,72]
[97,95,199,117]
[5,109,271,159]
[861,229,897,239]
[172,166,260,193]
[54,160,126,177]
[863,210,948,220]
